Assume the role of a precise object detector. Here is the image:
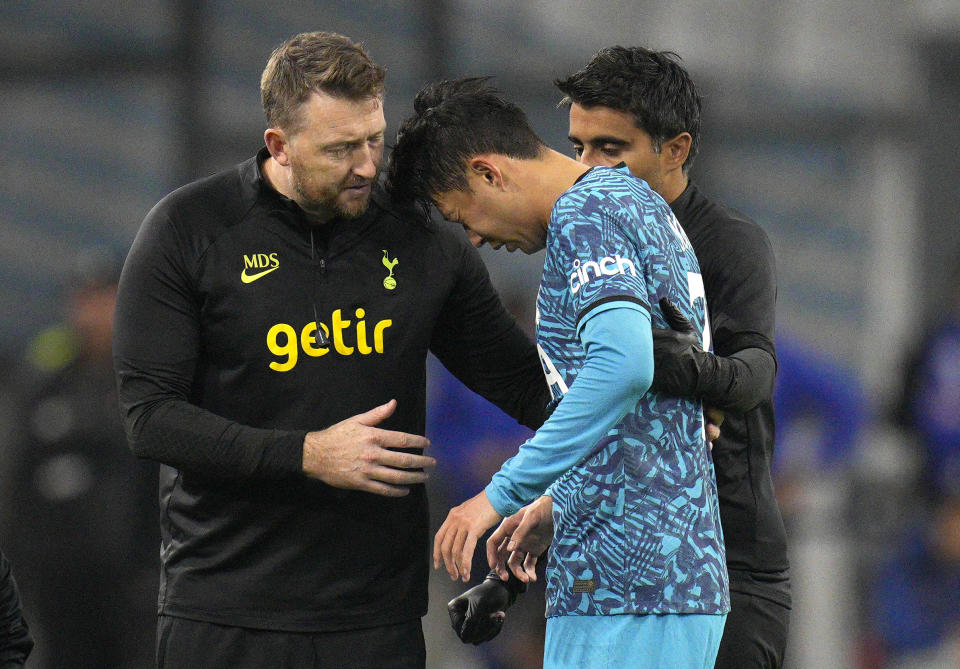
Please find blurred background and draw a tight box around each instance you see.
[1,1,959,667]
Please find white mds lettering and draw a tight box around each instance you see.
[569,254,637,294]
[266,308,392,372]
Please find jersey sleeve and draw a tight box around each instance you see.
[554,198,651,332]
[485,304,653,516]
[113,202,305,480]
[429,229,551,431]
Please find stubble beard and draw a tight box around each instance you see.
[292,164,380,221]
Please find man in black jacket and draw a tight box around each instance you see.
[455,47,790,669]
[113,32,548,668]
[0,549,32,668]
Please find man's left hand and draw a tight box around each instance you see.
[434,490,502,582]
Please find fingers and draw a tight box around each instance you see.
[434,521,465,580]
[706,407,724,427]
[376,428,431,451]
[490,536,511,581]
[658,296,694,333]
[458,532,479,583]
[353,399,398,426]
[487,512,523,571]
[522,552,538,581]
[374,447,436,473]
[366,465,430,487]
[706,423,721,443]
[506,550,539,583]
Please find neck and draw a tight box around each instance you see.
[659,171,689,205]
[521,149,590,229]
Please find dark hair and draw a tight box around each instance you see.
[386,77,545,212]
[556,46,702,171]
[260,31,385,133]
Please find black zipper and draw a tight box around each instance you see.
[309,227,330,347]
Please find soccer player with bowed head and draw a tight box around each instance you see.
[388,77,728,669]
[454,47,790,669]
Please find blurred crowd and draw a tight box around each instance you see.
[1,260,959,668]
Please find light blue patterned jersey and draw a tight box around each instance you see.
[538,165,728,618]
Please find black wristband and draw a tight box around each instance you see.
[485,568,527,605]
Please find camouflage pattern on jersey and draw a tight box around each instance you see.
[537,165,728,617]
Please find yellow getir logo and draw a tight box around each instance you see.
[266,308,393,372]
[241,253,279,283]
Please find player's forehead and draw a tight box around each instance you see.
[568,103,645,142]
[432,188,473,220]
[295,91,386,142]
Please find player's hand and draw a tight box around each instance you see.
[434,490,502,582]
[706,407,724,447]
[447,572,526,645]
[301,399,434,497]
[487,495,554,583]
[651,297,713,397]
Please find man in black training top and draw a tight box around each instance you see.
[455,47,790,669]
[113,31,549,669]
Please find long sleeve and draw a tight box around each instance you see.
[429,234,551,430]
[113,204,305,481]
[485,304,653,516]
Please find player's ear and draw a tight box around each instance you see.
[469,156,504,190]
[264,127,291,166]
[662,133,692,171]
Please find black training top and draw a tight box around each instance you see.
[113,148,549,632]
[670,181,791,608]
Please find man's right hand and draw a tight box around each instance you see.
[302,399,434,497]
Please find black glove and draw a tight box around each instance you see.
[651,297,718,397]
[447,571,526,645]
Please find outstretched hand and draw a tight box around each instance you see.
[301,399,434,497]
[434,490,502,582]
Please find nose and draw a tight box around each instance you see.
[352,143,380,180]
[578,146,601,167]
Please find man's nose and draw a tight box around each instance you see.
[352,144,379,180]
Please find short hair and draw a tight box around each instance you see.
[260,31,386,133]
[386,77,545,212]
[556,46,702,171]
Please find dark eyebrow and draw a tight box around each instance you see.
[568,135,630,147]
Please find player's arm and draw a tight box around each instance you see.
[652,219,777,412]
[114,207,433,492]
[485,301,652,515]
[430,233,552,430]
[434,302,652,581]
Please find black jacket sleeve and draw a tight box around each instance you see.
[698,215,778,410]
[113,205,305,481]
[0,550,32,668]
[429,233,550,431]
[695,346,776,412]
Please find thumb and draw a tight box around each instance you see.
[658,297,694,334]
[354,399,397,427]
